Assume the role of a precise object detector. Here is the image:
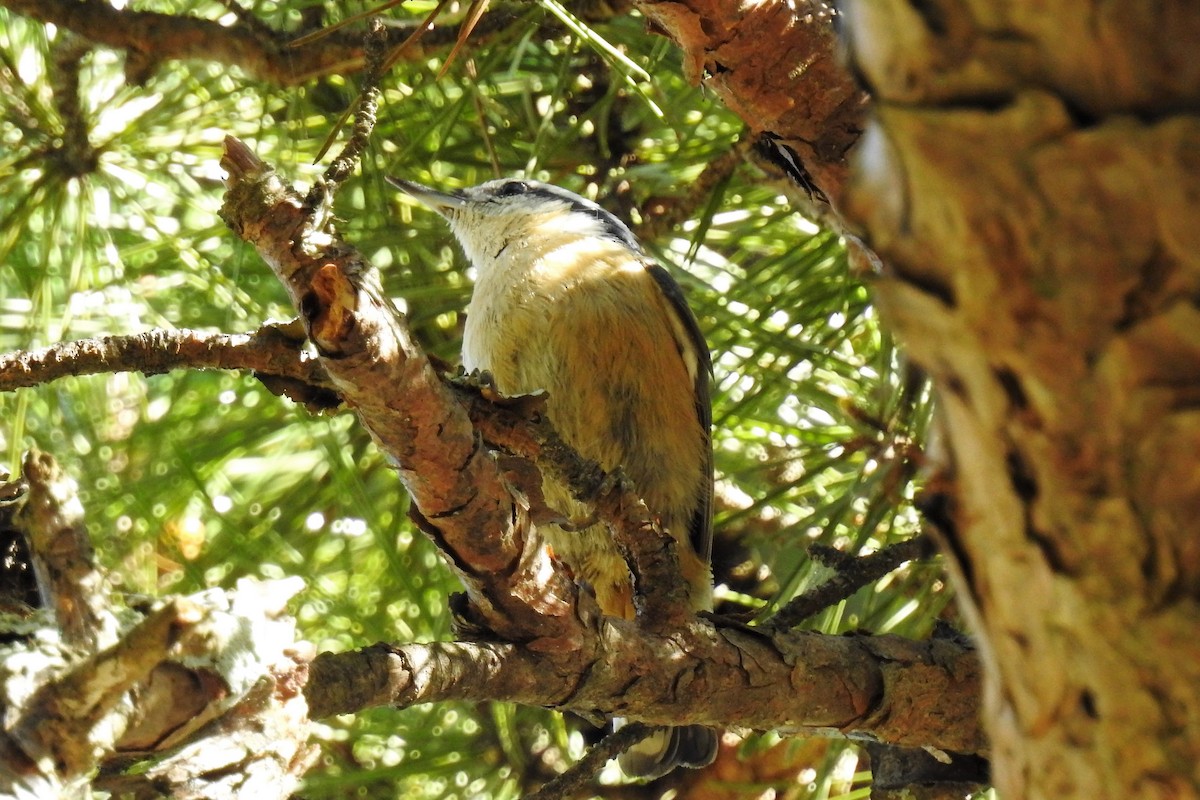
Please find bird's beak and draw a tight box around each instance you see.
[386,177,466,216]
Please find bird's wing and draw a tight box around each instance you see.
[645,262,714,564]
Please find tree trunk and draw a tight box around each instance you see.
[839,2,1200,797]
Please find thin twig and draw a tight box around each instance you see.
[0,325,331,393]
[635,136,751,241]
[215,0,278,42]
[524,723,656,800]
[764,535,933,631]
[317,18,389,185]
[467,59,502,176]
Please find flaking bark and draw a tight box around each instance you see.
[840,2,1200,797]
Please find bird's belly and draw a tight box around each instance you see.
[464,297,636,613]
[461,262,706,618]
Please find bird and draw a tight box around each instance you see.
[388,175,718,779]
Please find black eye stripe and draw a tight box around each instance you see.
[495,180,529,198]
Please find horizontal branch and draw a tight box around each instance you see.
[307,616,986,756]
[0,0,514,85]
[1,0,365,84]
[0,325,332,393]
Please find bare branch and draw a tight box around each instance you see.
[304,620,985,756]
[765,536,935,631]
[524,723,656,800]
[317,18,389,188]
[0,325,333,394]
[1,0,363,85]
[0,0,509,85]
[15,450,109,648]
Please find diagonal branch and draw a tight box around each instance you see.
[765,536,935,631]
[10,596,202,778]
[524,723,656,800]
[316,18,389,187]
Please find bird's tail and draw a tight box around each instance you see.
[617,724,719,780]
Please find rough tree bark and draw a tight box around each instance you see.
[635,0,1200,796]
[835,2,1200,798]
[635,0,865,216]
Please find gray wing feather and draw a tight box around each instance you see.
[644,262,714,563]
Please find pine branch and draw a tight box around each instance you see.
[0,0,485,85]
[765,536,935,631]
[303,626,985,755]
[0,325,332,395]
[524,723,655,800]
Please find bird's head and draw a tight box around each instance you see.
[387,176,643,268]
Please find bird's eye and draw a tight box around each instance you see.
[496,181,529,198]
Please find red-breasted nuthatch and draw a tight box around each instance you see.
[388,175,717,779]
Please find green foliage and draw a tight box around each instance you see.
[0,1,949,797]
